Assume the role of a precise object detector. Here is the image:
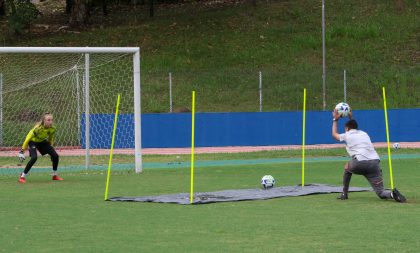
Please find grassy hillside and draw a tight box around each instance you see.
[2,0,419,112]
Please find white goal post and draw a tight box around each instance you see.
[0,47,143,173]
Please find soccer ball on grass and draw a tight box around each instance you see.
[261,175,275,189]
[335,102,351,117]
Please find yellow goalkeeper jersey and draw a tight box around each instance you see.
[22,124,56,150]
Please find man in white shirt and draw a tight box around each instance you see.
[332,110,406,202]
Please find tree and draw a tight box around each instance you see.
[5,0,40,35]
[65,0,72,14]
[69,0,90,27]
[102,0,107,16]
[394,0,406,11]
[149,0,153,17]
[0,0,5,16]
[68,0,108,27]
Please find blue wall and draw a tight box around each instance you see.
[81,108,420,148]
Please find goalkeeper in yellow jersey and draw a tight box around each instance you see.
[18,112,63,183]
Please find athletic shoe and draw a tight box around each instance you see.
[18,176,26,183]
[392,188,406,203]
[52,175,64,181]
[337,192,348,200]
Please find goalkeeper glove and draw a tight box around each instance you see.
[18,149,26,163]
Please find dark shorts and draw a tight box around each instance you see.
[28,141,55,156]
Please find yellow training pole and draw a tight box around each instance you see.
[104,94,121,201]
[190,91,196,204]
[382,87,394,190]
[301,88,306,187]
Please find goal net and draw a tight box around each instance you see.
[0,47,142,173]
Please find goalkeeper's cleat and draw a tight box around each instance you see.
[337,192,348,200]
[52,175,64,181]
[18,176,26,184]
[391,188,406,203]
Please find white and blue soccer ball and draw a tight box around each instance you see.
[261,175,275,189]
[335,102,351,117]
[393,142,400,149]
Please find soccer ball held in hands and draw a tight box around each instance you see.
[335,102,351,117]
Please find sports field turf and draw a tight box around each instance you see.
[1,152,419,253]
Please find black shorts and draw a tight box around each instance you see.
[28,141,55,156]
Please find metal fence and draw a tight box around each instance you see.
[140,66,419,113]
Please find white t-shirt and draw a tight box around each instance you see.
[339,129,380,161]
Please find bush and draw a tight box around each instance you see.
[6,0,40,35]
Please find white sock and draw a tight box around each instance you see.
[52,171,57,176]
[20,172,27,178]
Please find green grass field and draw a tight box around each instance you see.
[1,150,419,253]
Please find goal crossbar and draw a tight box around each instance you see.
[0,47,139,54]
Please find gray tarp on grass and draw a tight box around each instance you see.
[108,184,371,205]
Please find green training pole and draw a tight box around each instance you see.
[190,91,196,204]
[382,87,394,190]
[301,88,306,187]
[104,94,121,201]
